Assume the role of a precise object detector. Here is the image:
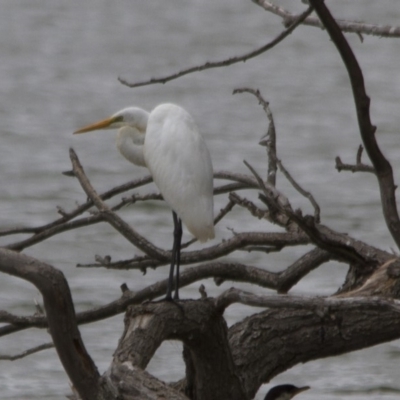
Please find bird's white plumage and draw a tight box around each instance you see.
[74,103,215,242]
[116,125,148,167]
[144,104,214,242]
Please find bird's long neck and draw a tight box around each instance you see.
[116,127,146,167]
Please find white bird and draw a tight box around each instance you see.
[74,103,215,300]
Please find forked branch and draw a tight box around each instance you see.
[253,0,400,38]
[308,0,400,249]
[0,249,110,400]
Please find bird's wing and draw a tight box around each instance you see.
[144,105,214,241]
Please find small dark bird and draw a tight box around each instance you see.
[264,384,310,400]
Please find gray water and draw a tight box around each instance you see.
[1,1,400,399]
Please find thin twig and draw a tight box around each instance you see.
[76,230,309,270]
[275,157,321,223]
[335,145,375,174]
[2,171,256,252]
[233,88,320,222]
[233,88,277,186]
[253,0,400,38]
[0,176,153,238]
[335,157,375,174]
[0,342,54,361]
[244,160,368,265]
[70,148,168,261]
[239,245,283,254]
[2,171,260,254]
[229,192,269,220]
[118,6,313,88]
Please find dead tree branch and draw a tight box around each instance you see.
[0,342,54,361]
[0,248,114,400]
[308,0,400,249]
[215,287,400,313]
[335,145,375,174]
[228,295,400,398]
[253,0,400,38]
[1,171,256,252]
[115,300,246,400]
[70,148,169,261]
[232,88,277,186]
[118,6,313,88]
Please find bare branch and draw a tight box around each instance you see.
[70,148,169,262]
[229,192,269,220]
[308,0,400,249]
[116,301,246,400]
[0,310,42,325]
[233,88,277,186]
[6,197,155,252]
[276,247,331,293]
[230,295,400,398]
[77,231,310,271]
[0,342,54,361]
[232,88,321,223]
[215,287,400,313]
[238,245,283,254]
[0,175,152,238]
[0,260,304,337]
[275,157,321,223]
[2,171,252,252]
[335,146,375,174]
[0,248,110,400]
[1,224,393,340]
[118,6,313,88]
[214,199,236,225]
[253,0,400,38]
[0,261,272,340]
[6,213,105,252]
[335,156,375,174]
[244,160,370,265]
[3,175,153,252]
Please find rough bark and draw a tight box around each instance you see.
[112,300,247,400]
[0,248,116,400]
[308,0,400,248]
[109,283,400,400]
[2,2,400,400]
[229,303,400,399]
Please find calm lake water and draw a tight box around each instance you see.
[1,1,400,399]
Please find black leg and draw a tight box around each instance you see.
[166,211,182,300]
[173,215,182,300]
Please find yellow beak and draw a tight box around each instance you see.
[73,117,115,134]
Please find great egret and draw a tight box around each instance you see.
[74,103,215,300]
